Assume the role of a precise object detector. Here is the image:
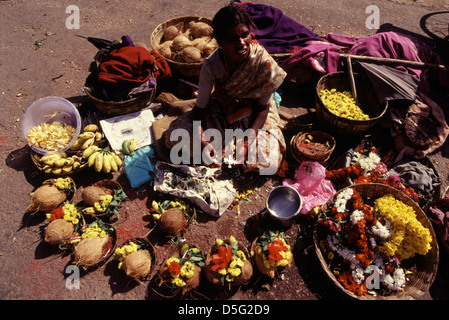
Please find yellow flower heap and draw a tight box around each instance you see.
[115,241,138,269]
[54,177,72,190]
[62,203,80,225]
[81,223,107,239]
[212,236,247,283]
[259,237,292,269]
[375,194,432,260]
[94,194,113,213]
[165,257,196,287]
[319,88,370,120]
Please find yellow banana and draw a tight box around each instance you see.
[109,154,118,172]
[88,151,100,167]
[81,138,94,150]
[52,168,62,175]
[83,124,98,132]
[72,161,81,170]
[64,157,75,166]
[54,158,68,168]
[69,138,86,150]
[44,167,52,174]
[78,132,96,140]
[111,152,123,168]
[82,207,96,215]
[95,132,102,141]
[102,152,111,173]
[83,145,100,159]
[40,153,62,163]
[94,152,104,172]
[128,139,139,154]
[43,158,58,166]
[62,166,73,173]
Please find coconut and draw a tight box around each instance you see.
[44,219,74,246]
[81,186,107,206]
[163,25,181,41]
[189,21,213,39]
[172,35,192,52]
[73,234,110,268]
[181,46,202,63]
[202,38,218,57]
[234,259,253,285]
[26,184,67,213]
[122,249,152,279]
[159,208,187,236]
[157,40,173,59]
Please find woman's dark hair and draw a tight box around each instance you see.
[212,2,255,43]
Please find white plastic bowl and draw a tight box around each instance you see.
[21,96,81,155]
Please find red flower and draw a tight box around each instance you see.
[267,239,287,262]
[167,260,181,275]
[210,246,233,271]
[49,207,64,221]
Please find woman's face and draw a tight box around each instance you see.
[220,23,251,63]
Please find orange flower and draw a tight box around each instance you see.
[211,246,233,271]
[267,239,287,262]
[168,260,181,275]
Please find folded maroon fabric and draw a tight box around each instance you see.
[98,46,165,84]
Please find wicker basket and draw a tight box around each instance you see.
[314,183,439,300]
[150,16,213,77]
[316,72,388,135]
[290,130,336,163]
[30,150,88,176]
[84,85,155,116]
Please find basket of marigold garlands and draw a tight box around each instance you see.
[314,183,439,300]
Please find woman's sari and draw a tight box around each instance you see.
[165,42,287,174]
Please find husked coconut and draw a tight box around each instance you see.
[163,25,181,41]
[172,35,192,52]
[44,219,74,246]
[189,21,213,38]
[181,46,202,63]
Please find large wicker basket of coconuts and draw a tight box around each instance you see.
[150,16,218,77]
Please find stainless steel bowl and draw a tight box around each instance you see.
[266,185,302,227]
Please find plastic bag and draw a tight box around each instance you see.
[283,161,336,214]
[124,145,156,189]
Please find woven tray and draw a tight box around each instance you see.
[150,16,213,77]
[314,183,439,300]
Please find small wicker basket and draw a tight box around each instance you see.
[150,16,213,77]
[84,85,155,116]
[316,72,388,135]
[290,130,336,164]
[314,183,439,300]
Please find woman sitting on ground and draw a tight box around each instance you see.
[165,2,287,175]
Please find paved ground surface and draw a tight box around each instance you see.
[1,0,449,304]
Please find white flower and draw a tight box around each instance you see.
[372,220,391,240]
[334,188,354,212]
[350,209,364,225]
[352,151,381,173]
[352,267,365,285]
[382,268,406,291]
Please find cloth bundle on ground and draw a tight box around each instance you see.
[283,161,336,214]
[389,159,440,194]
[123,145,157,189]
[241,2,322,53]
[85,36,171,102]
[153,161,236,217]
[426,194,449,253]
[281,31,449,93]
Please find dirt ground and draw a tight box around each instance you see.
[1,0,449,305]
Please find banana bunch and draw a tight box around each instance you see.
[69,124,103,152]
[121,139,139,156]
[83,145,123,173]
[38,152,85,175]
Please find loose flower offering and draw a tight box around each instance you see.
[26,122,76,151]
[252,230,293,278]
[72,221,115,269]
[317,186,433,296]
[158,243,204,293]
[319,89,370,120]
[204,236,253,286]
[115,240,154,280]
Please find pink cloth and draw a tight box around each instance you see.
[283,161,336,214]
